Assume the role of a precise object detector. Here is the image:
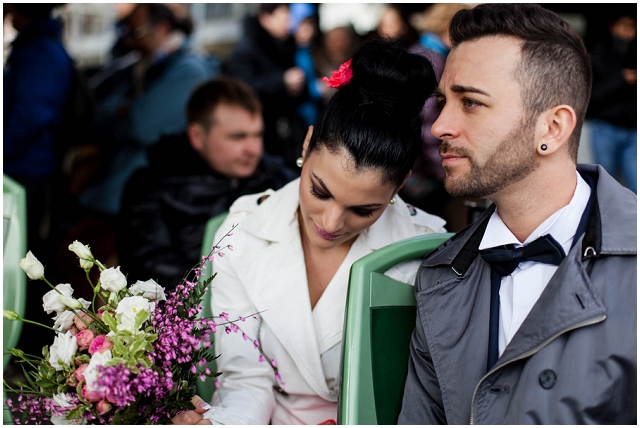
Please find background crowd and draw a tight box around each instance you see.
[3,2,636,374]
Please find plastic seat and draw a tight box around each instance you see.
[338,232,453,425]
[195,211,228,403]
[3,175,28,424]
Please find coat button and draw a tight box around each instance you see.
[539,369,557,389]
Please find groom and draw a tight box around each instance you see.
[399,3,637,424]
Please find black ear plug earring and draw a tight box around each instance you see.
[541,144,547,151]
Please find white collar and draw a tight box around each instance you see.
[240,177,422,251]
[479,171,591,255]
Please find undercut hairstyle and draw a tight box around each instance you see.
[187,77,262,130]
[449,3,592,161]
[308,39,437,187]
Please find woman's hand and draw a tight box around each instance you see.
[171,395,213,425]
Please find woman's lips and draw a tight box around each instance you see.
[314,224,341,240]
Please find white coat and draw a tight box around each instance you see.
[203,178,446,425]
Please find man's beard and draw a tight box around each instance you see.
[440,117,539,198]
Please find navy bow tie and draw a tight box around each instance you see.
[480,234,566,277]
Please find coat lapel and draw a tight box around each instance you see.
[229,181,429,400]
[231,179,334,399]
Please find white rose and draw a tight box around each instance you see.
[43,284,74,314]
[129,279,166,301]
[99,267,127,293]
[53,299,90,331]
[68,241,94,270]
[84,350,112,392]
[115,296,151,333]
[52,311,76,332]
[50,414,85,425]
[49,331,78,371]
[52,393,74,409]
[19,251,44,280]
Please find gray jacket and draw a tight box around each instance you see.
[399,164,637,424]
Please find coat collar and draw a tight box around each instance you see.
[231,178,424,399]
[425,164,637,275]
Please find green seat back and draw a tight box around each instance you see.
[195,212,228,402]
[3,175,27,369]
[3,175,28,425]
[338,233,453,425]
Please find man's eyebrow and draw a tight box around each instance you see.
[311,173,384,209]
[450,84,490,97]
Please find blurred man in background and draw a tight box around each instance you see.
[118,77,296,290]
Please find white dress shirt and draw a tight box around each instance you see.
[478,171,591,355]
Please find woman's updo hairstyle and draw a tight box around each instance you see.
[307,39,437,187]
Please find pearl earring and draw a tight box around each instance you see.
[296,157,304,168]
[389,198,395,205]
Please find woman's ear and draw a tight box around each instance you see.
[301,125,313,159]
[396,170,412,193]
[536,105,576,156]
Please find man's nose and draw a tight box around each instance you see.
[431,103,459,141]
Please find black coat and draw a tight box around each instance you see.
[117,133,296,289]
[225,16,307,168]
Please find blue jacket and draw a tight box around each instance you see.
[80,42,214,215]
[3,18,73,179]
[400,165,637,424]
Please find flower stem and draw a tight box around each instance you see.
[18,318,64,333]
[86,271,97,312]
[42,277,61,294]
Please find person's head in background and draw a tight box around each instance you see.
[259,3,290,41]
[289,3,317,48]
[123,3,193,58]
[376,5,418,47]
[414,3,469,50]
[610,14,637,42]
[298,39,436,250]
[5,3,61,31]
[434,3,592,200]
[187,77,264,180]
[323,25,359,67]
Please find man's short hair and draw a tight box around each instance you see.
[187,77,263,130]
[449,4,592,161]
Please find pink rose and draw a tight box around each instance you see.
[96,399,112,415]
[82,385,104,402]
[88,335,112,355]
[106,391,118,405]
[97,309,114,321]
[74,311,94,330]
[76,329,95,350]
[74,364,88,382]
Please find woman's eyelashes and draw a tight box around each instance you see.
[352,208,374,218]
[310,185,375,218]
[309,184,329,200]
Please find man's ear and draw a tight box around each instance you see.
[301,125,313,159]
[187,123,205,152]
[536,105,576,156]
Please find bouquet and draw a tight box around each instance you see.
[3,224,277,424]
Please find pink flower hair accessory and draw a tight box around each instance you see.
[322,58,353,88]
